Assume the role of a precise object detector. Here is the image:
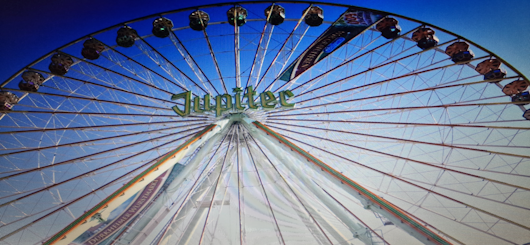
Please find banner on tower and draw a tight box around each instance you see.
[279,8,386,82]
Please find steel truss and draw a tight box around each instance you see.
[1,2,529,245]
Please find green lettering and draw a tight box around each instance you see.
[279,90,295,108]
[260,91,277,109]
[171,91,191,117]
[244,86,258,109]
[193,96,203,113]
[171,88,295,117]
[192,94,212,113]
[215,94,233,117]
[203,94,212,111]
[233,87,245,110]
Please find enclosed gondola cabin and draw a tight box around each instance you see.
[0,91,19,111]
[502,79,529,96]
[445,41,474,63]
[81,38,105,60]
[189,10,210,31]
[303,6,324,27]
[48,53,73,76]
[376,17,401,39]
[412,27,439,50]
[152,17,174,38]
[475,59,507,81]
[265,4,285,25]
[512,91,530,105]
[116,26,138,47]
[227,6,247,26]
[18,71,45,92]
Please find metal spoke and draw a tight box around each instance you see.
[152,123,232,245]
[3,110,207,118]
[92,37,191,93]
[0,133,196,207]
[198,126,236,244]
[0,126,204,181]
[255,5,311,91]
[169,30,219,95]
[57,51,178,97]
[0,122,205,157]
[244,21,274,89]
[0,143,181,242]
[267,118,530,130]
[267,121,530,163]
[202,28,229,94]
[28,68,182,107]
[268,75,514,116]
[2,88,174,112]
[136,37,207,95]
[281,134,530,232]
[269,124,530,192]
[0,120,203,135]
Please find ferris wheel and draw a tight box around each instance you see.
[0,2,529,245]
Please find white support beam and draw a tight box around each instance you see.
[242,118,446,245]
[242,118,374,245]
[122,122,232,245]
[48,119,231,245]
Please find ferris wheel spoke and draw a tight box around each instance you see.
[134,37,208,95]
[197,126,236,244]
[0,157,155,228]
[233,16,241,88]
[261,6,315,92]
[267,122,530,161]
[364,185,519,245]
[0,122,206,157]
[268,118,529,130]
[234,124,243,244]
[2,135,197,242]
[2,88,175,114]
[0,119,203,134]
[0,126,203,181]
[2,110,207,119]
[268,101,527,121]
[56,51,178,98]
[202,29,229,94]
[255,5,311,91]
[270,125,530,192]
[25,68,181,110]
[168,31,219,96]
[266,119,529,176]
[0,134,192,217]
[245,22,274,89]
[0,149,168,243]
[274,24,424,93]
[155,128,232,245]
[0,113,205,151]
[248,120,455,244]
[279,55,492,111]
[246,128,333,245]
[268,76,519,118]
[92,38,190,95]
[281,134,530,233]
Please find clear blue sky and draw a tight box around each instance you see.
[1,0,529,82]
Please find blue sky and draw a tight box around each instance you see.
[1,0,529,82]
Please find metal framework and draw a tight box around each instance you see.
[0,2,529,245]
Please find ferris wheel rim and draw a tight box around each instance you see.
[2,1,528,88]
